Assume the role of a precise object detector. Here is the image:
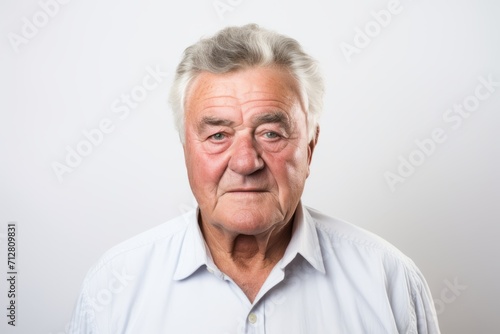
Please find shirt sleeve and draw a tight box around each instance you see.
[68,284,98,334]
[407,263,441,334]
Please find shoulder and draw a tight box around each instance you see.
[69,210,199,332]
[304,205,420,274]
[304,206,440,332]
[82,210,196,282]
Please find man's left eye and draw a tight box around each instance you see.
[264,132,279,139]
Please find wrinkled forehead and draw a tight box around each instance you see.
[184,67,305,112]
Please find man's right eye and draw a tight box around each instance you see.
[210,133,226,141]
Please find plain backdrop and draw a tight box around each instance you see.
[1,0,499,333]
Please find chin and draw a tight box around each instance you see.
[220,207,284,235]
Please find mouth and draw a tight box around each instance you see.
[225,188,267,193]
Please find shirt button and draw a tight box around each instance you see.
[248,313,257,324]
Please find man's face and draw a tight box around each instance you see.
[183,66,316,235]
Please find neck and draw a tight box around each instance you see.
[199,214,294,302]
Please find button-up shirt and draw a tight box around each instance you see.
[69,204,440,333]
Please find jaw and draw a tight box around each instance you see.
[211,192,284,230]
[198,201,295,262]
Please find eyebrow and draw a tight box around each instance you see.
[198,116,235,132]
[252,111,292,131]
[197,111,292,132]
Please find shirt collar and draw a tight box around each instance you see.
[173,208,209,280]
[279,203,326,274]
[173,203,326,280]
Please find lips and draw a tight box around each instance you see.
[226,188,267,193]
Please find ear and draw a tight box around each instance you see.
[306,125,320,176]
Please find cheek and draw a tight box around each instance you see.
[186,144,229,189]
[287,142,310,170]
[266,145,310,187]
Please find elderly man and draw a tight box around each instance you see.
[70,24,440,333]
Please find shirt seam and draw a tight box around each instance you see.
[83,217,191,283]
[314,218,413,263]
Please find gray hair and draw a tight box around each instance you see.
[168,24,324,143]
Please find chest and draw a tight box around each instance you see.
[104,266,404,334]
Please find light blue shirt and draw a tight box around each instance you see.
[69,204,440,333]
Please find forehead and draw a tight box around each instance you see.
[184,67,303,114]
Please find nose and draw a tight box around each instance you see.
[228,135,264,175]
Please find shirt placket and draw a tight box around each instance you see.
[241,306,265,334]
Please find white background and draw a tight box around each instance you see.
[1,0,499,333]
